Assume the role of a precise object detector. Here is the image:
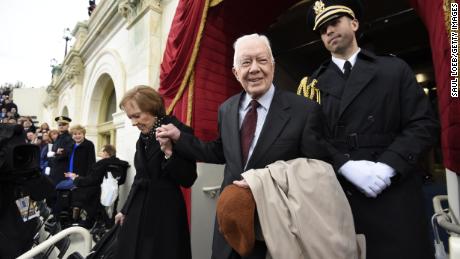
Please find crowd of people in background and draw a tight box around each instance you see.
[0,86,129,230]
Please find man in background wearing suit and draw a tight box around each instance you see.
[156,33,329,259]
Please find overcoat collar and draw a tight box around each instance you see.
[339,49,377,117]
[314,49,377,118]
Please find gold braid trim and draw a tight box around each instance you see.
[186,72,195,126]
[444,0,459,85]
[210,0,224,7]
[445,0,453,37]
[297,76,321,104]
[166,0,211,118]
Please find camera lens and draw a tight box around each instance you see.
[13,145,38,169]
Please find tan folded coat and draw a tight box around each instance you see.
[242,158,365,259]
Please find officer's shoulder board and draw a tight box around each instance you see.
[297,76,321,105]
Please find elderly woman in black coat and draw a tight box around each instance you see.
[114,85,197,259]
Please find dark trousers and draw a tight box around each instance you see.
[228,241,267,259]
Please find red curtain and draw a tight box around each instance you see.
[159,0,208,226]
[409,0,460,173]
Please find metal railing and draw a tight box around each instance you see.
[17,226,92,259]
[432,195,460,235]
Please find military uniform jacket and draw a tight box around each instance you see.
[300,49,438,259]
[49,131,74,185]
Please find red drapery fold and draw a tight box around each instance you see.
[159,0,208,226]
[409,0,460,173]
[160,0,206,102]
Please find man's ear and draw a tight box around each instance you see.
[232,67,239,81]
[351,19,359,32]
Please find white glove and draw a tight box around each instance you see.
[339,160,387,198]
[373,162,396,187]
[47,151,55,158]
[44,167,51,175]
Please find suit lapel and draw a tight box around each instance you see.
[247,89,290,169]
[225,93,245,174]
[339,52,376,118]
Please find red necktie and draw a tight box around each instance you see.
[240,100,259,165]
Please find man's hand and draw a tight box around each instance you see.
[156,134,173,158]
[373,162,396,187]
[115,212,126,226]
[156,124,181,142]
[339,160,387,198]
[64,172,78,180]
[233,179,250,188]
[47,151,55,157]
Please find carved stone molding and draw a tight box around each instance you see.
[118,0,161,25]
[63,55,84,85]
[118,0,136,19]
[44,87,59,108]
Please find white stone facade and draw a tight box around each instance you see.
[43,0,179,207]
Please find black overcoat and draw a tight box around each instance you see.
[74,156,130,187]
[307,49,439,259]
[49,131,73,185]
[114,116,197,259]
[68,139,96,209]
[70,139,96,177]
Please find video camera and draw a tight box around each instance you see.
[0,123,40,180]
[0,123,54,202]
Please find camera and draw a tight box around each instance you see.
[0,124,40,179]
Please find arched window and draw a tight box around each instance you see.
[97,76,116,150]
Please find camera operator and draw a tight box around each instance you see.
[0,123,54,258]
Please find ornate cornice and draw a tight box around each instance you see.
[63,53,84,85]
[44,86,59,108]
[118,0,161,28]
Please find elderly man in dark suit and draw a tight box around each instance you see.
[156,33,329,259]
[298,1,439,258]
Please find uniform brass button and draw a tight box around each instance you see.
[367,115,375,122]
[408,154,414,160]
[344,153,350,158]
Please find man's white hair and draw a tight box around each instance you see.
[233,33,275,68]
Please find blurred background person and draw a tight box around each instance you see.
[65,144,130,228]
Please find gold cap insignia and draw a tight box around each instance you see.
[313,0,326,15]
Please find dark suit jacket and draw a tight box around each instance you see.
[307,49,438,259]
[174,87,329,259]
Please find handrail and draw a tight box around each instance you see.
[202,185,221,199]
[17,226,92,259]
[432,195,460,235]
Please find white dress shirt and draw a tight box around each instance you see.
[239,84,274,168]
[331,48,361,73]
